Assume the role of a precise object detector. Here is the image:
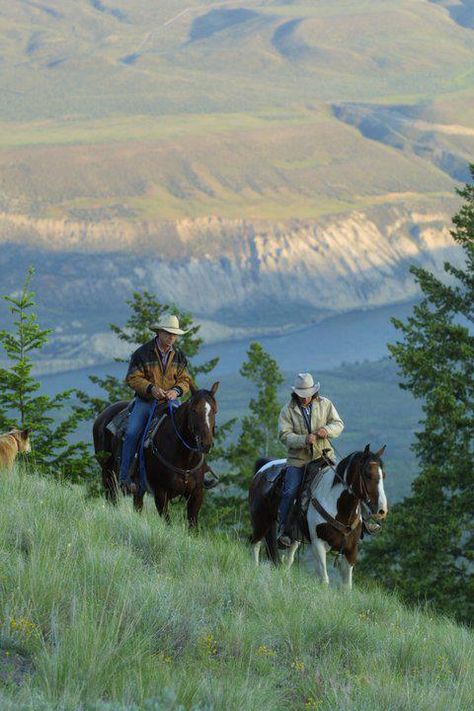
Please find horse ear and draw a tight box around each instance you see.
[189,381,198,395]
[364,444,370,455]
[374,445,386,458]
[210,381,219,396]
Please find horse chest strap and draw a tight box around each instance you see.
[311,497,359,536]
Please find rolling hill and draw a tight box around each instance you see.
[0,1,472,359]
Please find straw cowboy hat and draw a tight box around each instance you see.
[149,314,189,335]
[292,372,320,398]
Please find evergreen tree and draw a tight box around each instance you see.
[360,169,474,625]
[0,268,94,479]
[216,342,285,528]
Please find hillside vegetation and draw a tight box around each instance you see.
[0,466,472,710]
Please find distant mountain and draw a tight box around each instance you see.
[0,1,472,368]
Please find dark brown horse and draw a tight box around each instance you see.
[93,383,219,526]
[249,445,388,588]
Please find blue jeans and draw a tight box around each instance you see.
[278,465,304,528]
[119,396,180,483]
[119,397,154,483]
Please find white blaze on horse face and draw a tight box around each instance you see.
[377,466,388,518]
[204,402,212,433]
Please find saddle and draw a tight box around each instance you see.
[257,462,287,500]
[106,401,168,443]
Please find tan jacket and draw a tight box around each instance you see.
[278,395,344,467]
[125,339,192,401]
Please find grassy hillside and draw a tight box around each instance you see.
[0,466,472,710]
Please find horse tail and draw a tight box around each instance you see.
[264,522,281,566]
[254,457,271,475]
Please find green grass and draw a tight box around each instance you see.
[0,466,472,710]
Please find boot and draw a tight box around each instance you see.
[119,454,138,495]
[277,523,292,548]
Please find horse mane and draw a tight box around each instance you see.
[332,451,364,488]
[332,449,385,487]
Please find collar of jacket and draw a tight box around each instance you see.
[154,340,175,368]
[289,395,320,414]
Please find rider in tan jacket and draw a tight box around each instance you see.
[279,391,344,466]
[277,373,344,546]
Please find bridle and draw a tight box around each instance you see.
[148,396,215,480]
[311,449,384,537]
[323,449,383,510]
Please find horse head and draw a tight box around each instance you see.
[352,444,388,520]
[186,382,219,454]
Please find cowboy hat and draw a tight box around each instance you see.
[292,372,320,398]
[149,314,189,335]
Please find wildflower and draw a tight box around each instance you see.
[291,659,305,672]
[257,644,276,657]
[9,617,38,638]
[202,633,218,657]
[305,697,321,709]
[155,651,172,664]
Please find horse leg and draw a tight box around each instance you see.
[133,493,144,512]
[311,537,330,585]
[154,490,170,523]
[187,489,203,529]
[339,555,353,590]
[102,466,118,505]
[252,540,262,566]
[283,540,300,569]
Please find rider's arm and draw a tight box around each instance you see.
[278,406,307,449]
[125,351,153,399]
[173,360,193,397]
[324,401,344,438]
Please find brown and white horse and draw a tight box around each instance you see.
[93,383,219,527]
[249,445,388,588]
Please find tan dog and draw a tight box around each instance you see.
[0,429,31,471]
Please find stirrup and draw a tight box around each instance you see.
[203,471,219,490]
[363,520,382,536]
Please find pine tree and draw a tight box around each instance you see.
[359,169,474,624]
[216,342,285,528]
[0,268,94,479]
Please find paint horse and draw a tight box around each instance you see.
[249,445,388,588]
[93,383,219,527]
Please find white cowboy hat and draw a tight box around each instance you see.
[149,314,189,335]
[292,372,320,398]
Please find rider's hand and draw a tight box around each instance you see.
[306,433,317,445]
[316,427,328,438]
[165,389,178,401]
[151,386,166,400]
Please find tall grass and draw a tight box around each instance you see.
[0,465,472,710]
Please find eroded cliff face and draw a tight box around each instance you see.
[0,205,462,365]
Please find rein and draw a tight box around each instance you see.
[148,406,205,479]
[168,401,206,453]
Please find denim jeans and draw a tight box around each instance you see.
[119,396,181,483]
[278,465,305,528]
[119,397,154,483]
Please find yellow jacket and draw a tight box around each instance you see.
[125,339,192,401]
